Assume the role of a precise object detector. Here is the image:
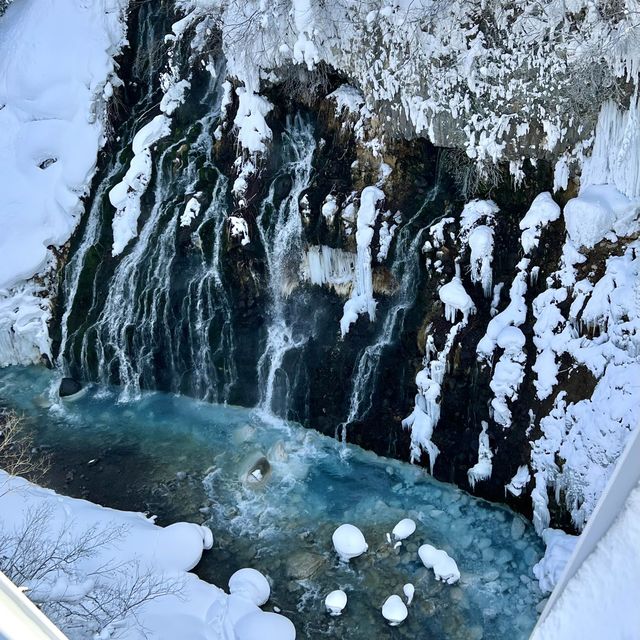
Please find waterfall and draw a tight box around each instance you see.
[180,172,237,403]
[58,56,238,401]
[255,115,316,417]
[57,157,124,373]
[340,181,442,438]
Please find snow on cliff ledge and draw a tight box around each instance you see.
[0,0,127,366]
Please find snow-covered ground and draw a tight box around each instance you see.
[0,0,127,366]
[0,470,295,640]
[532,478,640,640]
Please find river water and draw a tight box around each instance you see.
[0,366,543,639]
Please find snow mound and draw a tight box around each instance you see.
[418,544,460,584]
[533,528,579,594]
[392,518,416,541]
[439,275,476,324]
[381,594,407,625]
[234,611,296,640]
[228,568,271,606]
[332,523,368,562]
[325,589,347,616]
[519,192,561,254]
[563,185,639,249]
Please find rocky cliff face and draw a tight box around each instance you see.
[1,1,638,538]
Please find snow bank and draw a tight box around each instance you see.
[533,528,579,594]
[0,471,295,639]
[0,0,127,365]
[532,480,640,640]
[530,236,640,531]
[563,185,640,249]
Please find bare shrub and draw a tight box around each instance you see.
[440,148,505,200]
[0,504,184,638]
[0,410,49,489]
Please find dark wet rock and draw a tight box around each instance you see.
[285,550,326,580]
[59,377,82,397]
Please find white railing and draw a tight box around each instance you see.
[532,424,640,633]
[0,571,68,640]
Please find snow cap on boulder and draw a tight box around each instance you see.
[228,568,270,606]
[381,594,408,625]
[332,524,368,562]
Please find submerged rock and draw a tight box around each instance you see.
[240,453,272,488]
[285,550,325,580]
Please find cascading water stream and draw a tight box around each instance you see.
[57,158,124,373]
[180,171,237,403]
[58,57,238,402]
[340,179,443,438]
[255,115,316,418]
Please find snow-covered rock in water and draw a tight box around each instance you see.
[381,594,408,625]
[325,589,347,616]
[234,610,296,640]
[563,185,640,249]
[228,568,271,606]
[439,273,476,324]
[392,518,416,541]
[403,583,415,606]
[418,544,460,584]
[533,528,579,594]
[332,523,368,562]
